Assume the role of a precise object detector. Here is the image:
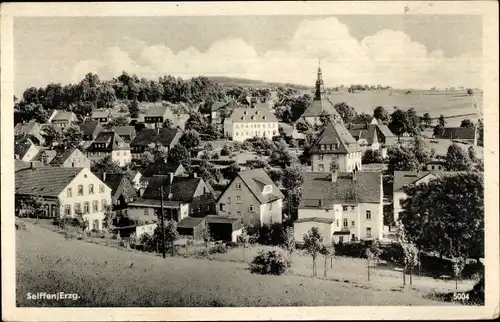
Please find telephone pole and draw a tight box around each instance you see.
[160,186,166,259]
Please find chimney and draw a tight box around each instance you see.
[193,172,198,178]
[331,170,338,183]
[30,162,35,169]
[102,172,106,182]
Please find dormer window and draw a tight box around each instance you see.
[262,185,272,194]
[320,145,325,150]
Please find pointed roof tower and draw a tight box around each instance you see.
[315,60,324,100]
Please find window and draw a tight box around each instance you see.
[351,206,356,211]
[236,211,242,217]
[227,197,231,203]
[343,218,348,227]
[318,164,324,171]
[89,184,94,195]
[83,202,90,214]
[74,203,81,214]
[235,182,241,189]
[319,155,324,160]
[78,185,84,196]
[351,220,355,227]
[366,227,372,238]
[249,205,254,212]
[219,203,225,211]
[67,188,72,198]
[65,205,71,216]
[101,199,107,211]
[99,184,104,193]
[336,219,339,227]
[44,204,49,216]
[117,152,120,156]
[366,210,372,220]
[236,196,242,203]
[342,206,348,211]
[51,205,57,217]
[92,201,99,213]
[143,208,149,216]
[431,165,435,170]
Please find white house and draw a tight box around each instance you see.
[15,167,112,231]
[86,131,131,167]
[223,107,279,142]
[294,170,383,245]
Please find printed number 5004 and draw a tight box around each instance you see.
[453,293,470,301]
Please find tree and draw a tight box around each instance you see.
[476,119,484,147]
[110,116,129,127]
[42,124,63,147]
[185,112,208,134]
[467,88,474,96]
[460,119,475,128]
[354,113,374,124]
[61,125,83,149]
[399,171,484,261]
[162,118,174,129]
[102,206,114,231]
[373,106,389,123]
[365,248,374,281]
[155,219,180,256]
[129,100,140,118]
[319,244,333,277]
[444,144,472,171]
[405,108,421,136]
[333,102,357,124]
[433,124,445,137]
[303,227,323,277]
[282,226,296,259]
[468,145,476,162]
[387,145,420,172]
[329,154,340,172]
[388,109,408,142]
[410,135,433,166]
[295,119,310,134]
[201,221,212,249]
[438,114,446,127]
[167,144,190,165]
[421,113,432,128]
[91,155,124,174]
[179,129,201,150]
[319,110,334,127]
[282,162,304,218]
[362,149,383,164]
[452,257,466,290]
[140,143,170,174]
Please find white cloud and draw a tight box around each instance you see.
[71,17,481,89]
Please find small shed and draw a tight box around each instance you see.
[294,217,334,246]
[205,215,242,242]
[177,217,206,241]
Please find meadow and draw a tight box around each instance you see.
[16,221,470,307]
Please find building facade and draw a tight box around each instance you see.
[223,107,279,142]
[86,131,131,167]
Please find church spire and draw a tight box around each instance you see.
[315,59,324,100]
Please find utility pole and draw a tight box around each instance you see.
[160,186,166,259]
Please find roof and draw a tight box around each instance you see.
[310,122,362,154]
[300,171,382,206]
[91,109,111,118]
[235,168,284,204]
[178,217,205,229]
[393,171,437,192]
[279,123,294,136]
[79,121,104,138]
[143,163,184,177]
[48,148,80,166]
[141,176,203,203]
[112,126,136,138]
[128,198,181,208]
[87,131,129,152]
[15,159,33,172]
[376,124,395,138]
[51,110,77,122]
[205,215,241,225]
[437,127,476,140]
[226,107,278,123]
[300,97,342,119]
[94,172,137,200]
[349,124,378,145]
[14,139,36,159]
[130,128,180,147]
[295,217,334,224]
[211,101,228,112]
[144,106,172,118]
[15,167,83,197]
[14,121,38,135]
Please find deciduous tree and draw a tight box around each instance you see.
[444,143,472,171]
[373,106,389,123]
[303,227,323,277]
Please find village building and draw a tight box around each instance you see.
[223,107,279,142]
[111,126,136,143]
[38,147,91,168]
[14,137,40,162]
[79,121,104,145]
[86,131,131,167]
[91,109,112,124]
[94,172,138,211]
[210,100,239,124]
[299,66,342,127]
[309,122,363,172]
[15,167,112,230]
[294,170,384,245]
[216,168,284,228]
[143,106,189,130]
[48,110,78,128]
[130,128,182,162]
[127,169,143,190]
[14,121,45,145]
[435,127,477,145]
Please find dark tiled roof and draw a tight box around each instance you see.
[79,121,104,138]
[48,148,80,166]
[393,171,435,192]
[94,172,137,200]
[236,168,284,204]
[145,106,172,118]
[376,124,395,138]
[310,122,361,154]
[112,126,136,140]
[143,163,184,177]
[300,171,382,206]
[349,124,378,145]
[178,217,205,229]
[15,159,33,172]
[295,217,334,224]
[300,97,341,119]
[226,107,278,123]
[14,138,36,159]
[205,215,241,225]
[15,167,83,197]
[141,176,203,203]
[130,128,180,147]
[211,101,228,112]
[437,127,476,140]
[14,121,38,135]
[128,198,181,208]
[87,131,129,152]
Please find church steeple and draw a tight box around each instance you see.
[315,60,324,100]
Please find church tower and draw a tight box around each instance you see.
[315,61,324,100]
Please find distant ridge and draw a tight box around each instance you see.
[204,76,311,90]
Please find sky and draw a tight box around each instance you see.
[14,15,482,96]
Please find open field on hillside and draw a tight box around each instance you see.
[16,222,461,307]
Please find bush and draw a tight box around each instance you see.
[467,274,484,305]
[209,244,228,254]
[15,221,27,230]
[257,223,285,246]
[335,242,370,258]
[249,248,291,275]
[226,241,238,248]
[362,149,384,164]
[220,145,232,156]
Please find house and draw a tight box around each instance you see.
[216,168,284,228]
[347,122,393,158]
[79,121,104,144]
[127,169,143,190]
[435,127,477,145]
[299,66,342,127]
[86,131,131,167]
[14,121,45,145]
[223,107,279,142]
[143,106,189,129]
[112,126,136,143]
[309,122,363,172]
[15,167,112,230]
[94,172,138,211]
[14,138,40,162]
[130,128,182,162]
[204,215,243,242]
[91,109,112,124]
[48,110,78,128]
[210,100,239,124]
[48,148,91,168]
[425,159,445,171]
[127,173,216,223]
[393,171,439,223]
[295,170,383,245]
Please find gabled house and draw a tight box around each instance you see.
[347,123,390,158]
[143,106,189,129]
[130,128,182,162]
[299,67,342,127]
[435,127,477,145]
[48,148,91,168]
[216,168,284,228]
[223,107,279,142]
[86,131,131,167]
[127,173,216,223]
[94,172,138,210]
[309,122,362,172]
[48,110,78,128]
[14,138,40,162]
[79,121,104,143]
[14,121,45,145]
[127,169,143,190]
[295,170,383,245]
[210,100,239,124]
[15,167,112,230]
[91,109,112,124]
[112,126,136,143]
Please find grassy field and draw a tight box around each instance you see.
[16,222,463,307]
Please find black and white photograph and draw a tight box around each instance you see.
[1,2,498,321]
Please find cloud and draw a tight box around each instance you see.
[71,17,481,88]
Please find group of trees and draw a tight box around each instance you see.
[388,107,422,141]
[41,124,83,149]
[387,136,434,172]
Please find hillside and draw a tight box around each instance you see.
[205,76,311,90]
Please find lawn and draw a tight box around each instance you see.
[16,222,459,307]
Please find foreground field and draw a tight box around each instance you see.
[16,222,456,307]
